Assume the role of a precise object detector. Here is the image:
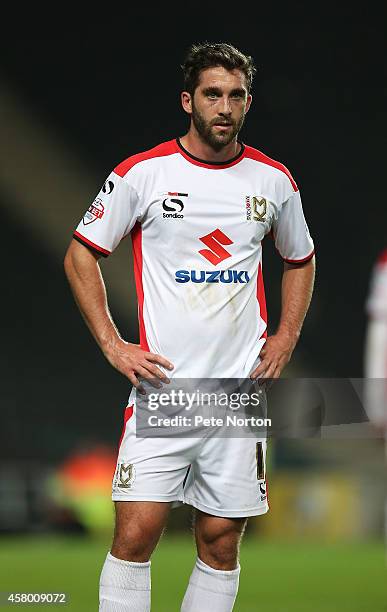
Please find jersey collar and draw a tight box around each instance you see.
[176,137,245,169]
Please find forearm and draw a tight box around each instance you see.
[64,240,172,387]
[277,256,316,347]
[64,240,121,355]
[251,256,315,379]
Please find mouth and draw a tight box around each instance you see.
[213,122,233,129]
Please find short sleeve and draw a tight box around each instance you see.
[272,189,315,264]
[366,251,387,320]
[73,171,141,257]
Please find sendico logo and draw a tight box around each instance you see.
[162,192,188,219]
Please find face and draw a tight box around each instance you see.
[182,66,252,151]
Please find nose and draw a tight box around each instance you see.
[218,95,232,116]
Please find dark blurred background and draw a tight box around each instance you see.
[0,11,386,608]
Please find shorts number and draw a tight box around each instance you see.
[256,442,265,480]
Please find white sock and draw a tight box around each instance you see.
[181,557,240,612]
[99,552,151,611]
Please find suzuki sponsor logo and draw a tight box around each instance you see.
[199,228,233,265]
[174,228,250,284]
[175,270,250,284]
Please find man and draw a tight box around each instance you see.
[64,42,315,611]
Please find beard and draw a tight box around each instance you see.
[191,101,246,152]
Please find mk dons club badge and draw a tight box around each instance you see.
[245,196,267,222]
[114,462,136,489]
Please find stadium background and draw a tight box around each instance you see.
[0,8,386,611]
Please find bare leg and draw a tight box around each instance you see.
[99,501,171,611]
[181,510,247,611]
[111,500,171,561]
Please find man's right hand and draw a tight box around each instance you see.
[104,339,174,393]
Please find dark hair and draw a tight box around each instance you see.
[181,42,256,95]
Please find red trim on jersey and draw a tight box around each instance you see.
[117,404,134,454]
[265,476,270,509]
[176,138,246,169]
[244,145,299,192]
[131,222,150,351]
[178,149,246,169]
[73,231,111,256]
[114,140,179,177]
[377,249,387,266]
[283,249,315,264]
[257,262,268,339]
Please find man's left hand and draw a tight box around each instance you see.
[250,333,297,380]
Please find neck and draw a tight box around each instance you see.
[179,126,241,163]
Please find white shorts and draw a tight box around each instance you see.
[112,402,269,518]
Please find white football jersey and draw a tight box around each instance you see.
[74,138,314,380]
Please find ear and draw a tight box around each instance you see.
[181,91,192,114]
[245,94,253,114]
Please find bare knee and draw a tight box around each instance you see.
[112,524,155,562]
[111,501,170,562]
[195,513,247,571]
[198,532,240,570]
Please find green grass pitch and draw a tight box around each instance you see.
[0,535,386,611]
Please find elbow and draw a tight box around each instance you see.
[63,243,75,279]
[63,239,100,281]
